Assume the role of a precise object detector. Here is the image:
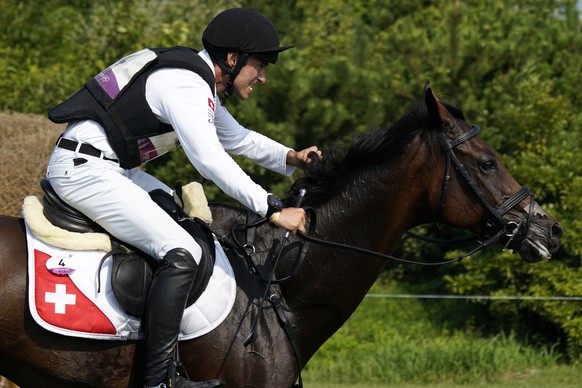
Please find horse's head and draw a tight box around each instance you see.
[422,82,562,262]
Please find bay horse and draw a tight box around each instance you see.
[0,83,562,387]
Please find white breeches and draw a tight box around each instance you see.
[46,147,201,263]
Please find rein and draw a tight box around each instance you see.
[240,125,535,274]
[297,125,535,263]
[232,125,537,276]
[226,123,535,388]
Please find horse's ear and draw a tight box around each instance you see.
[424,81,455,130]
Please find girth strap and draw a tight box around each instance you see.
[270,294,304,388]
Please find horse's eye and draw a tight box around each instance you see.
[480,159,497,173]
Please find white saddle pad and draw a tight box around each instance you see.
[25,221,237,341]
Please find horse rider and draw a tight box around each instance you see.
[46,8,321,388]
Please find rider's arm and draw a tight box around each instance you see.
[213,100,296,177]
[146,68,271,216]
[146,67,306,235]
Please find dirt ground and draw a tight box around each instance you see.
[0,111,64,217]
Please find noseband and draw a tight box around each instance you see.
[436,125,535,256]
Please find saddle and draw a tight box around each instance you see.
[38,178,216,317]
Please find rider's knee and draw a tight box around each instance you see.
[157,247,198,275]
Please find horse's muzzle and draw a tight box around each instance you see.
[516,218,563,263]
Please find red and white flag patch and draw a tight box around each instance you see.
[34,249,116,334]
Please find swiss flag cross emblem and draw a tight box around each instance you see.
[34,249,115,334]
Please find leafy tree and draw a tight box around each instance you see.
[372,0,582,359]
[0,0,580,360]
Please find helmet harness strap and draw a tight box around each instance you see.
[216,52,249,98]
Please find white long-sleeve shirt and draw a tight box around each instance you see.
[62,50,294,216]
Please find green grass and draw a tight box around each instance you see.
[301,281,580,386]
[305,366,582,387]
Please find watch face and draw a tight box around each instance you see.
[268,195,284,211]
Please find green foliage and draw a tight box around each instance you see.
[1,0,581,366]
[303,282,566,385]
[0,0,237,113]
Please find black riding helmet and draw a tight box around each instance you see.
[202,8,294,97]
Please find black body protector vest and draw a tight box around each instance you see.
[48,47,216,169]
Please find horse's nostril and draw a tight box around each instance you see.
[552,223,564,240]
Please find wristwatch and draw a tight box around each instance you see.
[266,194,284,218]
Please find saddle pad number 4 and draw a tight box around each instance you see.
[46,254,75,275]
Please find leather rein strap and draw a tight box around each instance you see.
[224,124,535,387]
[296,124,535,264]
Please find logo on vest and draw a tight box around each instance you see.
[208,97,215,124]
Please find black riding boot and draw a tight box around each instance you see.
[144,248,225,388]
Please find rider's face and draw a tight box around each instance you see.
[227,54,268,100]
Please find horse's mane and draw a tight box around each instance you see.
[288,100,464,206]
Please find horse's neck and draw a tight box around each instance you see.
[284,161,426,361]
[310,156,426,260]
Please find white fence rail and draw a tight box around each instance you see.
[365,293,582,301]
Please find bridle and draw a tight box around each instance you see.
[435,124,534,259]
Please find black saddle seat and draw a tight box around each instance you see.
[40,178,103,233]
